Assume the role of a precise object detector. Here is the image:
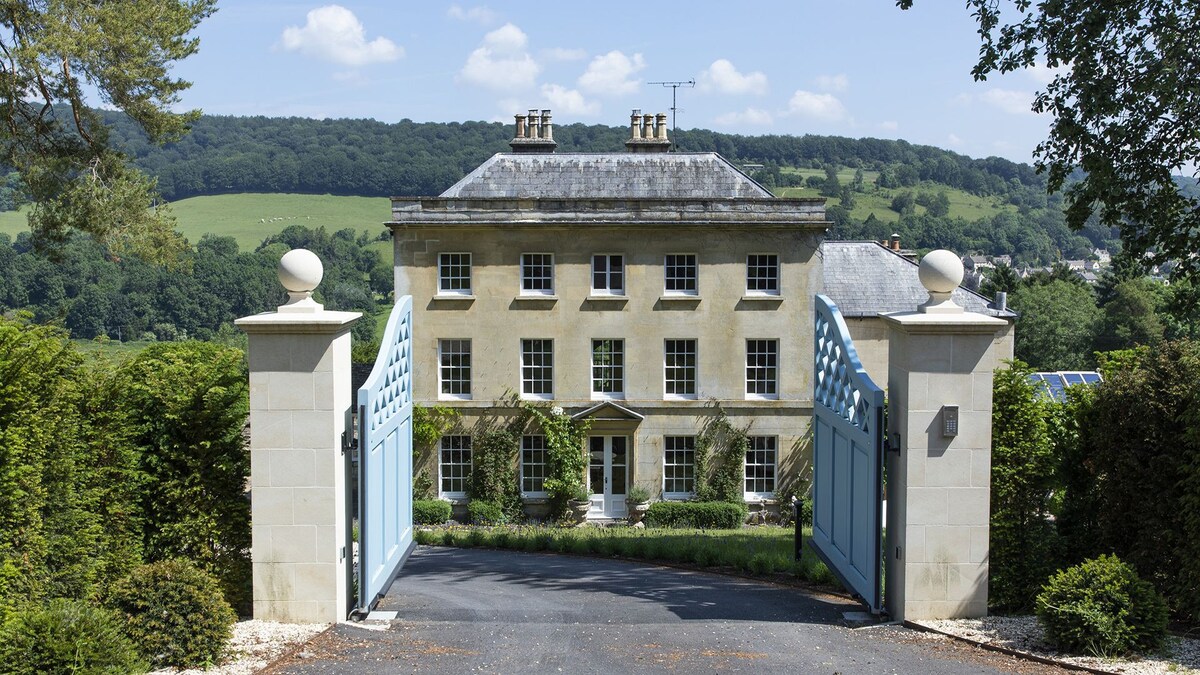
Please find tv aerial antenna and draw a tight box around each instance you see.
[648,79,695,131]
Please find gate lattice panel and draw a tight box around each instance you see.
[356,295,415,612]
[811,294,885,614]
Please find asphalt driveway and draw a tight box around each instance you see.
[267,545,1068,674]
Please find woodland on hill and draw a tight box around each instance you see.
[89,112,1117,265]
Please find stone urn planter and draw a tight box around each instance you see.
[568,499,591,525]
[627,502,649,525]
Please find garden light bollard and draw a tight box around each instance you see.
[793,496,803,562]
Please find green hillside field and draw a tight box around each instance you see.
[774,170,1017,224]
[0,193,393,251]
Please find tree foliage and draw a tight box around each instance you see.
[990,361,1061,611]
[0,0,215,265]
[898,0,1200,277]
[1010,280,1101,370]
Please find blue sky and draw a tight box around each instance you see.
[172,1,1055,164]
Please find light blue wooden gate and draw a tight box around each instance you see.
[811,294,885,614]
[356,295,415,612]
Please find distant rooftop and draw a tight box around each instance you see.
[437,152,775,200]
[822,241,1015,318]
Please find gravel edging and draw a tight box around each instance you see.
[150,620,330,675]
[907,617,1200,675]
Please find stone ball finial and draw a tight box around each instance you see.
[919,249,964,293]
[279,249,323,293]
[277,249,324,313]
[917,249,965,314]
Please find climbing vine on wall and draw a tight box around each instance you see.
[525,404,591,516]
[695,407,750,504]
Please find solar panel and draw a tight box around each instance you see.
[1029,371,1103,401]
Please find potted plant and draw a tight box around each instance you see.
[567,483,591,525]
[626,485,651,525]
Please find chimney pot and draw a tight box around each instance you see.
[540,109,553,140]
[527,109,540,138]
[514,114,526,139]
[655,112,668,140]
[995,291,1008,312]
[890,234,901,251]
[630,109,641,139]
[642,113,654,140]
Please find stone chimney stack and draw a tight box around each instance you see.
[510,108,558,153]
[625,108,672,153]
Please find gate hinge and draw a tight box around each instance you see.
[342,406,358,455]
[885,432,901,455]
[896,546,903,560]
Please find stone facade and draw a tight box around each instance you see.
[388,114,828,518]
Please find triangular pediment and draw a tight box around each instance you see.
[571,401,645,422]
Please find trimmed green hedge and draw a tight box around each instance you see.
[414,499,452,525]
[467,500,505,525]
[0,598,147,674]
[645,501,747,529]
[1037,554,1168,656]
[109,559,236,669]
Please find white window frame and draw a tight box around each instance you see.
[663,253,698,296]
[520,435,548,497]
[663,339,697,400]
[744,436,777,498]
[521,338,554,399]
[663,435,696,499]
[745,339,779,400]
[438,252,472,296]
[746,253,780,296]
[521,252,555,296]
[591,254,625,296]
[437,339,471,400]
[439,435,472,498]
[591,338,625,400]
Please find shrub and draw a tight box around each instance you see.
[645,501,747,529]
[109,559,236,669]
[1036,554,1168,657]
[0,598,146,675]
[413,499,452,525]
[990,361,1062,612]
[468,500,505,525]
[119,342,251,613]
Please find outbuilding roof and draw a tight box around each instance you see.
[439,152,774,199]
[822,241,1015,318]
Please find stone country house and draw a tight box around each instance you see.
[386,109,1014,521]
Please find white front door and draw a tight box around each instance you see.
[588,436,627,518]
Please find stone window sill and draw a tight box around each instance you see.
[433,294,475,303]
[658,295,701,304]
[740,295,783,302]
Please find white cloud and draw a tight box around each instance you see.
[1025,60,1064,86]
[459,23,540,90]
[980,88,1035,115]
[947,133,964,146]
[540,84,599,116]
[279,5,402,67]
[698,59,768,95]
[447,4,496,23]
[714,108,773,126]
[577,51,645,96]
[879,120,899,132]
[787,90,847,121]
[543,47,587,61]
[815,73,849,93]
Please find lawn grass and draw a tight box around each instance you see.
[415,524,838,588]
[0,193,393,252]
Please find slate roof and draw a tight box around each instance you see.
[822,241,1015,318]
[439,152,774,199]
